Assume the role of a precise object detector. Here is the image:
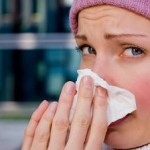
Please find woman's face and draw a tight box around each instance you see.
[76,5,150,149]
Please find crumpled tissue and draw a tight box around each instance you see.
[69,69,137,125]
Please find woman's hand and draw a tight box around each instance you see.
[22,76,108,150]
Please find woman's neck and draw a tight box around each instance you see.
[131,143,150,150]
[105,143,150,150]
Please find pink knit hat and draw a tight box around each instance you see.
[69,0,150,34]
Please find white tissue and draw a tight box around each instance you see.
[70,69,136,125]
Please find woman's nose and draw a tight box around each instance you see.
[91,57,116,85]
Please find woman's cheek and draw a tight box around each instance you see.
[131,76,150,114]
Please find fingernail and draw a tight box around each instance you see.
[65,81,76,94]
[50,102,58,112]
[96,87,107,97]
[83,76,93,88]
[39,100,48,108]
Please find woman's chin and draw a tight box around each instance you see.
[104,135,129,149]
[105,132,149,150]
[104,128,138,149]
[104,114,134,149]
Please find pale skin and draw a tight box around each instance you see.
[22,5,150,150]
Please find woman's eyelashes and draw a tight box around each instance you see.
[75,44,96,55]
[75,44,145,58]
[121,46,145,58]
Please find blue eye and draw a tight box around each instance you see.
[123,47,144,57]
[75,45,96,55]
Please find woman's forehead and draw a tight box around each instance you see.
[77,5,150,38]
[79,5,143,21]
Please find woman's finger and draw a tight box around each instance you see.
[31,102,58,150]
[48,81,76,150]
[22,100,49,150]
[66,76,94,150]
[85,87,108,150]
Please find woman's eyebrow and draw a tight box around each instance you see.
[75,33,147,41]
[75,34,88,41]
[104,33,147,40]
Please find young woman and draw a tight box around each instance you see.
[22,0,150,149]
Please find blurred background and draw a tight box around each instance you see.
[0,0,81,149]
